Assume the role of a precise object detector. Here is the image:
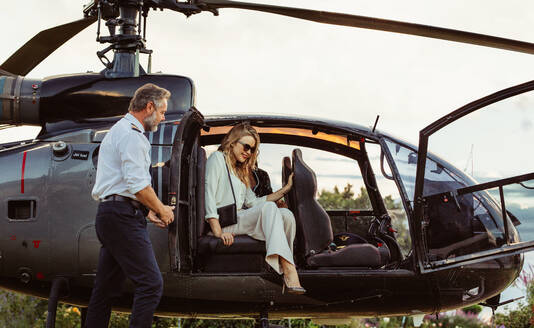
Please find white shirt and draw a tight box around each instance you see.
[92,113,152,201]
[205,151,266,220]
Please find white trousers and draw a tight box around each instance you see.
[222,201,296,274]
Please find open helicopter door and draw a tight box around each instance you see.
[168,107,204,272]
[410,80,534,273]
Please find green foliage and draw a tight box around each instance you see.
[317,183,412,255]
[462,304,483,315]
[364,314,490,328]
[34,304,83,328]
[0,289,47,328]
[495,306,533,328]
[318,184,371,210]
[495,265,534,327]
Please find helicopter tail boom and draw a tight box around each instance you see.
[0,76,41,126]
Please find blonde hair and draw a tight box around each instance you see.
[218,123,260,187]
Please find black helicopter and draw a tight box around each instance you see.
[1,1,534,327]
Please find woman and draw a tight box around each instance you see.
[205,123,305,294]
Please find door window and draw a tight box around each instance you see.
[411,83,534,272]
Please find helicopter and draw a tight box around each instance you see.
[1,1,534,327]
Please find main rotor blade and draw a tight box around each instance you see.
[202,0,534,55]
[0,16,97,76]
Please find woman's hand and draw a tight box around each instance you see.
[283,173,294,193]
[221,232,235,246]
[276,199,288,208]
[266,173,294,203]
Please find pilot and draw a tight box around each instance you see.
[86,83,174,328]
[205,123,305,294]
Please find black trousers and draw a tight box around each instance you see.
[85,201,163,328]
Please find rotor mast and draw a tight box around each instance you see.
[89,0,152,78]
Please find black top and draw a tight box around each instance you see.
[251,168,273,197]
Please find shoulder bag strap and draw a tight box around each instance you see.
[223,156,237,206]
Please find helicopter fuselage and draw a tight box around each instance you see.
[0,74,522,319]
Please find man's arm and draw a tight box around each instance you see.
[135,185,174,226]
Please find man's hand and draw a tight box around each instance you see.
[135,186,175,226]
[158,205,175,226]
[221,232,235,246]
[147,210,166,228]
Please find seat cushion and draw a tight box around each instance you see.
[198,235,266,255]
[198,253,266,273]
[306,244,384,268]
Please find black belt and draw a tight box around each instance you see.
[101,194,145,212]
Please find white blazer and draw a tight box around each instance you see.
[205,151,267,221]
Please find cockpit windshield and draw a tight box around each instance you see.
[384,138,468,205]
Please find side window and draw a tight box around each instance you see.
[368,143,412,256]
[256,144,370,237]
[384,139,417,202]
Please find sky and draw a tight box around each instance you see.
[2,0,534,318]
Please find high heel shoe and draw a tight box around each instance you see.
[282,275,306,295]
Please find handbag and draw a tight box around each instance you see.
[217,158,238,228]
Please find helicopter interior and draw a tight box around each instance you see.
[189,123,409,274]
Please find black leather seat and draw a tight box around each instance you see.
[195,147,266,272]
[291,149,334,258]
[282,156,305,265]
[291,148,388,269]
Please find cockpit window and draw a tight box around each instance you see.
[384,139,417,202]
[384,139,467,203]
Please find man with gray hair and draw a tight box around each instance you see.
[86,83,174,327]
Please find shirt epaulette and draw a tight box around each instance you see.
[131,123,142,133]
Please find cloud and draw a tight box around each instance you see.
[316,174,363,180]
[314,156,355,163]
[521,119,533,131]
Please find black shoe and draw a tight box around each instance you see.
[282,275,306,295]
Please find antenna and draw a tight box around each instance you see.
[372,115,380,133]
[463,144,474,176]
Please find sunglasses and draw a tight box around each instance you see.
[238,140,256,153]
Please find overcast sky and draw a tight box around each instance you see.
[3,0,534,198]
[2,0,534,174]
[2,0,534,316]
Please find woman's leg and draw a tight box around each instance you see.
[280,256,302,288]
[277,208,300,287]
[279,208,296,253]
[258,202,294,274]
[234,201,301,288]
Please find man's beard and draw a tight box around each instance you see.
[143,110,158,132]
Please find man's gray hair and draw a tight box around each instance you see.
[128,83,171,112]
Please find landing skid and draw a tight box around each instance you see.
[45,277,69,328]
[256,309,284,328]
